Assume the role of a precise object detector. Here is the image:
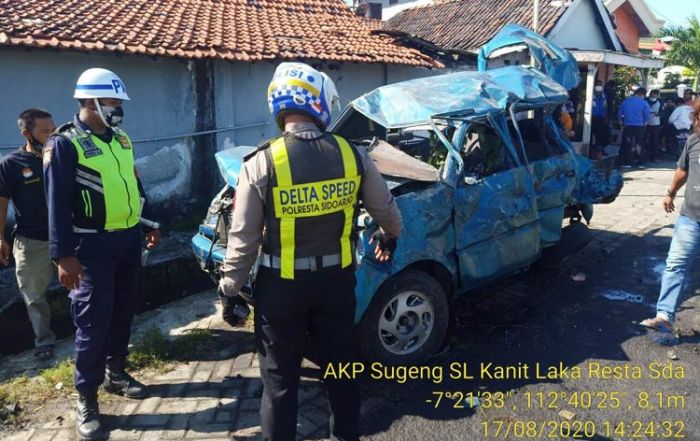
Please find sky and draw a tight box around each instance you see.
[344,0,700,28]
[644,0,699,27]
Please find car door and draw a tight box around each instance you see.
[453,116,541,288]
[509,108,576,246]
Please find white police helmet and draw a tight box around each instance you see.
[268,62,341,130]
[73,68,130,100]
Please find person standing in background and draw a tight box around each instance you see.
[0,108,56,360]
[591,81,608,159]
[660,98,676,158]
[618,87,651,168]
[669,95,694,157]
[645,89,662,162]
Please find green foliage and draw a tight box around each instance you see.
[127,327,215,372]
[664,73,683,88]
[661,15,700,89]
[0,359,75,425]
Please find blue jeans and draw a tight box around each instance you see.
[657,215,700,323]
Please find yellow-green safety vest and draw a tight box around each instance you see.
[262,132,362,279]
[62,124,141,231]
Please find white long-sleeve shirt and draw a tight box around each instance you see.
[669,104,693,130]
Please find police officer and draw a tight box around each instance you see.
[219,62,402,441]
[43,68,160,440]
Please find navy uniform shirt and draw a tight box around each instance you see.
[0,147,49,241]
[43,115,153,260]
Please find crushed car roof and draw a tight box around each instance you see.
[346,65,569,129]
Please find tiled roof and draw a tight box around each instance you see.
[638,37,670,51]
[0,0,440,67]
[383,0,568,52]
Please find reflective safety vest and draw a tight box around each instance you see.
[60,124,141,232]
[262,132,363,279]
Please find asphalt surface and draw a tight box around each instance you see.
[352,223,699,441]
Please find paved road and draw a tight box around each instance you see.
[3,163,698,441]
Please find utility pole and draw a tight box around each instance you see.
[533,0,540,33]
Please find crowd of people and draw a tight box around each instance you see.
[615,87,697,168]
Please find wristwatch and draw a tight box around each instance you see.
[666,189,676,197]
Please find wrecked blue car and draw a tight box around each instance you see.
[192,25,622,364]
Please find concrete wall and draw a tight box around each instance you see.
[0,48,437,218]
[0,48,199,212]
[213,61,436,152]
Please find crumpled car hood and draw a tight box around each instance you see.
[478,24,581,90]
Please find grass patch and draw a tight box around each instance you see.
[0,359,75,426]
[0,327,217,426]
[127,327,216,372]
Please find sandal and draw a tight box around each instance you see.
[639,317,673,333]
[34,345,54,360]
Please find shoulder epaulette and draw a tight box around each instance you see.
[55,122,75,134]
[243,138,275,162]
[54,122,86,140]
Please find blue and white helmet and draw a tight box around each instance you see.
[73,68,130,100]
[268,62,340,130]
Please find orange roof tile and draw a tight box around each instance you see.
[0,0,441,67]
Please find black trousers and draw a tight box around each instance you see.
[645,125,661,161]
[254,266,360,441]
[71,228,141,394]
[591,116,609,149]
[620,126,645,165]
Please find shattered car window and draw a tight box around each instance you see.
[512,109,564,161]
[461,121,515,178]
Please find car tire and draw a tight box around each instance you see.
[358,270,449,365]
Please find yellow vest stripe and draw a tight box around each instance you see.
[334,135,358,269]
[270,138,296,279]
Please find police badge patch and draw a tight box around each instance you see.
[116,135,131,149]
[78,137,103,158]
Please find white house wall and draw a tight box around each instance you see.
[548,0,610,51]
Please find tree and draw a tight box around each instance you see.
[664,72,682,88]
[661,15,700,90]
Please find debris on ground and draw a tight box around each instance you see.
[558,409,576,420]
[667,350,679,360]
[601,290,644,303]
[571,272,586,283]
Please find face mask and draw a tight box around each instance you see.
[594,86,603,93]
[649,97,658,102]
[93,98,124,127]
[27,133,44,152]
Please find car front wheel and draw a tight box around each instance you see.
[358,270,449,365]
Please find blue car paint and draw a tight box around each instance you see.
[354,183,458,321]
[216,146,257,187]
[191,23,623,328]
[478,24,581,91]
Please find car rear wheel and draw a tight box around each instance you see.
[358,270,449,365]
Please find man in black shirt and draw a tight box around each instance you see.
[0,108,56,359]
